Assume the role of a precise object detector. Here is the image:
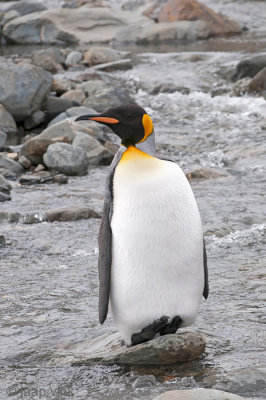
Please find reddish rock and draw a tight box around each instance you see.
[20,136,70,165]
[248,67,266,93]
[151,0,241,37]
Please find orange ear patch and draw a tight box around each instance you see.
[138,114,153,143]
[89,117,119,124]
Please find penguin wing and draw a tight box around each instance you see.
[98,150,124,324]
[159,156,209,300]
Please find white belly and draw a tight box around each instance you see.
[110,155,204,345]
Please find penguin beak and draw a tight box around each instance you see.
[75,114,119,124]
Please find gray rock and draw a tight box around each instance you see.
[0,62,52,121]
[0,235,7,246]
[48,106,97,126]
[249,67,266,93]
[44,206,100,222]
[51,79,72,95]
[0,131,7,149]
[65,50,83,66]
[83,46,122,66]
[0,191,11,202]
[154,389,245,400]
[18,155,31,169]
[1,10,20,25]
[32,48,65,72]
[46,96,79,119]
[0,154,24,175]
[0,104,17,144]
[6,1,47,17]
[84,87,133,113]
[23,213,44,224]
[0,174,12,190]
[40,117,97,142]
[24,110,46,130]
[72,132,113,165]
[43,142,89,176]
[114,20,209,44]
[92,58,132,72]
[232,77,251,96]
[0,180,11,201]
[60,90,86,104]
[50,331,206,365]
[20,136,69,165]
[2,6,149,45]
[77,79,107,97]
[19,171,68,185]
[232,55,266,81]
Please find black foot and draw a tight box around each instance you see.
[160,316,183,335]
[131,316,169,346]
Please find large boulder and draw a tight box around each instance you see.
[114,20,209,44]
[43,142,89,176]
[0,104,17,145]
[6,1,47,17]
[2,6,150,45]
[232,55,266,81]
[153,389,245,400]
[0,62,52,121]
[50,331,206,365]
[144,0,242,37]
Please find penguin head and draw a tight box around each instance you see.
[75,104,153,147]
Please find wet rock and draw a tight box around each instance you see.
[43,142,89,176]
[61,90,86,103]
[0,131,7,149]
[2,6,149,45]
[51,79,72,95]
[20,136,70,165]
[24,111,46,130]
[18,155,31,169]
[92,59,133,72]
[83,46,122,66]
[31,48,65,73]
[65,51,83,66]
[0,187,11,202]
[23,213,44,224]
[0,174,12,191]
[214,366,266,398]
[84,87,133,113]
[19,171,68,185]
[232,77,251,96]
[232,55,266,81]
[0,62,52,121]
[45,206,100,222]
[0,104,17,145]
[154,389,245,400]
[155,0,242,37]
[114,20,209,44]
[0,154,24,176]
[72,132,113,165]
[46,96,80,120]
[6,1,47,17]
[186,168,230,180]
[0,235,7,247]
[0,211,20,223]
[1,10,20,25]
[248,67,266,93]
[51,331,206,365]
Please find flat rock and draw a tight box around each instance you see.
[43,142,89,176]
[6,1,47,17]
[155,0,242,37]
[50,331,206,365]
[0,62,52,121]
[154,388,245,400]
[19,172,68,185]
[3,6,149,45]
[232,55,266,81]
[92,58,133,72]
[45,206,100,222]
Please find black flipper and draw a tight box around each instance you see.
[203,239,209,299]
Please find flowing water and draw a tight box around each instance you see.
[1,0,266,399]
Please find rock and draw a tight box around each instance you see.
[31,48,65,72]
[6,1,47,17]
[19,171,68,185]
[114,20,209,44]
[34,164,45,173]
[42,117,99,141]
[153,389,245,400]
[50,331,206,365]
[0,191,11,202]
[43,142,89,176]
[84,87,133,113]
[186,168,230,180]
[214,366,266,398]
[0,179,11,201]
[47,106,97,127]
[0,154,24,176]
[92,58,133,72]
[77,79,107,96]
[65,50,83,66]
[0,174,12,190]
[20,136,70,165]
[18,155,31,169]
[232,77,251,96]
[83,46,122,66]
[61,90,86,103]
[3,6,149,45]
[51,79,72,95]
[0,104,17,145]
[72,132,113,165]
[232,55,266,81]
[1,10,20,25]
[44,206,100,222]
[0,62,52,121]
[0,131,7,149]
[0,212,20,223]
[155,0,242,37]
[24,110,46,130]
[248,67,266,93]
[104,140,119,156]
[23,213,44,224]
[46,96,80,120]
[0,235,7,247]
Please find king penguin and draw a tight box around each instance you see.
[76,104,208,346]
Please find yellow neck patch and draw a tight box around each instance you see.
[138,114,153,144]
[120,145,153,163]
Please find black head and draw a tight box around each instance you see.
[75,103,153,147]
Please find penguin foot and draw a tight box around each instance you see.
[131,316,169,346]
[160,316,183,335]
